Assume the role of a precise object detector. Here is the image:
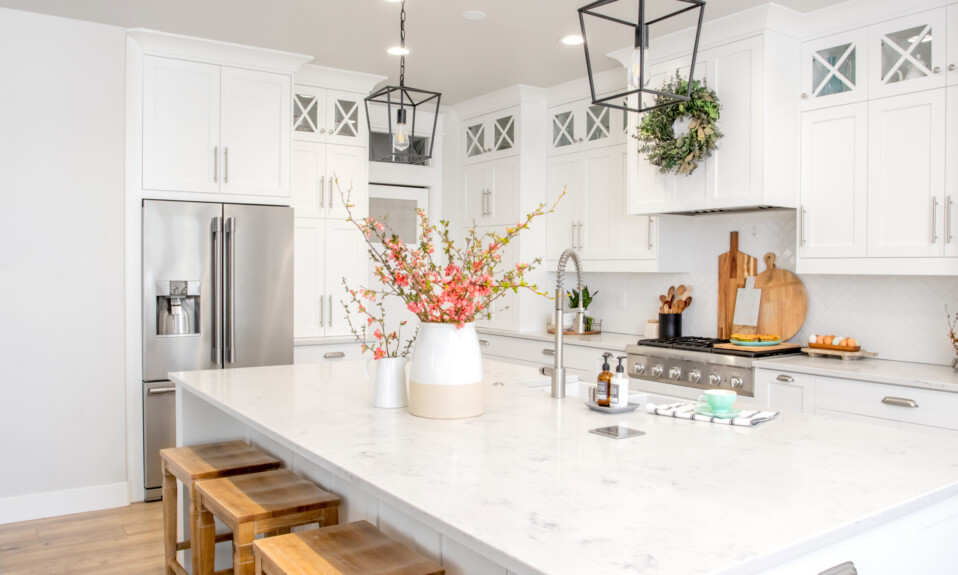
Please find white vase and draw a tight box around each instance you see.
[365,357,408,408]
[408,322,484,419]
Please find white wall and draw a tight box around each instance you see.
[0,8,128,523]
[571,210,958,366]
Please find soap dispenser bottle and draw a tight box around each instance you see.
[611,356,629,408]
[597,352,613,407]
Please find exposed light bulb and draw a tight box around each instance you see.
[393,108,410,152]
[627,47,646,90]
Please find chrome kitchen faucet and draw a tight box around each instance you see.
[540,248,585,399]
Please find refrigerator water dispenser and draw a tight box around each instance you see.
[155,280,200,336]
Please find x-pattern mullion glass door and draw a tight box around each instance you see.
[293,88,324,142]
[551,109,575,150]
[465,122,486,158]
[326,92,365,146]
[802,29,868,110]
[493,115,515,152]
[870,8,946,99]
[585,104,610,143]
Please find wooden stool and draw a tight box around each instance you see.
[160,440,282,575]
[195,469,341,575]
[252,521,445,575]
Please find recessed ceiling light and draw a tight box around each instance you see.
[560,35,584,46]
[387,46,410,56]
[462,10,486,21]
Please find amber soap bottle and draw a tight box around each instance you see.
[597,352,613,407]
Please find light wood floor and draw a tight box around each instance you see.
[0,502,165,574]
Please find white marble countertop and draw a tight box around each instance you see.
[477,327,640,351]
[753,355,958,393]
[171,360,958,575]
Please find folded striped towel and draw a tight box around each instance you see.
[645,402,780,427]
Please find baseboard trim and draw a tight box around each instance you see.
[0,481,130,524]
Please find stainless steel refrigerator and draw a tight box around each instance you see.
[141,200,293,501]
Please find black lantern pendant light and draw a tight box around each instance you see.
[578,0,706,113]
[365,0,441,164]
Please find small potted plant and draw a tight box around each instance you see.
[568,286,599,333]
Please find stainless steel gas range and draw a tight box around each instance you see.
[625,337,802,400]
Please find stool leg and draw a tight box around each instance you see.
[189,481,201,575]
[161,463,177,575]
[196,496,217,575]
[232,523,255,575]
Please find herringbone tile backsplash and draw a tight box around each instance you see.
[571,210,958,366]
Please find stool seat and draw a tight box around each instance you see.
[252,521,445,575]
[160,441,281,575]
[195,469,341,575]
[162,440,282,481]
[196,469,341,525]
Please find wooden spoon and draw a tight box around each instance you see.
[659,294,667,306]
[667,286,675,302]
[677,284,686,298]
[683,296,692,310]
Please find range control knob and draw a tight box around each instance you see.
[730,376,744,389]
[633,363,646,375]
[668,367,682,380]
[688,369,702,383]
[708,373,722,386]
[651,364,664,377]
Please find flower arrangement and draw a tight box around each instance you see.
[947,305,958,359]
[342,279,417,359]
[338,182,560,355]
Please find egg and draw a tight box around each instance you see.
[809,334,818,344]
[823,335,835,345]
[833,336,845,346]
[846,337,857,347]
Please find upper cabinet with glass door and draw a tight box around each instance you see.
[801,29,869,110]
[292,85,367,147]
[461,107,519,164]
[547,98,625,156]
[869,8,947,99]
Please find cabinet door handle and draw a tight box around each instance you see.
[881,396,918,408]
[947,196,953,243]
[323,351,346,359]
[319,294,325,327]
[328,295,334,327]
[800,206,807,246]
[776,374,794,383]
[933,66,942,74]
[479,339,490,346]
[224,147,230,184]
[932,197,939,243]
[213,146,219,183]
[148,386,177,395]
[329,177,335,209]
[648,217,654,249]
[571,222,577,249]
[319,176,325,207]
[542,348,555,356]
[578,221,584,251]
[801,93,809,100]
[950,64,957,72]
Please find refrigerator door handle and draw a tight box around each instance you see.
[211,216,223,366]
[225,216,236,365]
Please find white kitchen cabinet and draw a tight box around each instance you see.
[799,103,868,258]
[462,108,519,164]
[294,341,364,364]
[547,99,624,156]
[867,89,945,258]
[142,55,291,198]
[754,368,816,413]
[292,85,366,147]
[548,145,688,272]
[462,156,519,226]
[294,218,366,339]
[801,28,869,111]
[946,86,958,256]
[291,141,367,220]
[628,34,798,215]
[869,8,947,100]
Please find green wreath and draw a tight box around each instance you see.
[635,75,722,176]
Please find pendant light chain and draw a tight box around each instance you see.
[399,1,406,87]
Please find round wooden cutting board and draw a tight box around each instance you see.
[753,253,808,341]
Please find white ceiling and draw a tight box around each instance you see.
[0,0,846,103]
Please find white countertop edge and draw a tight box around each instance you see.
[721,483,958,574]
[171,377,546,575]
[476,327,641,350]
[294,336,361,347]
[752,356,958,393]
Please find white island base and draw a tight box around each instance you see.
[171,360,958,575]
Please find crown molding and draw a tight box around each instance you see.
[127,28,312,73]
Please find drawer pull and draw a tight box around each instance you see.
[323,351,346,359]
[881,396,918,408]
[479,339,490,347]
[542,349,555,356]
[776,374,794,383]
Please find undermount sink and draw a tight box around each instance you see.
[517,378,681,406]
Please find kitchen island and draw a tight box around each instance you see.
[171,360,958,575]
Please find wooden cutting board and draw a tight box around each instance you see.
[714,342,801,353]
[717,231,758,339]
[753,253,808,341]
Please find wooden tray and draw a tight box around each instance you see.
[714,342,801,353]
[547,328,602,335]
[802,346,877,361]
[808,342,861,352]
